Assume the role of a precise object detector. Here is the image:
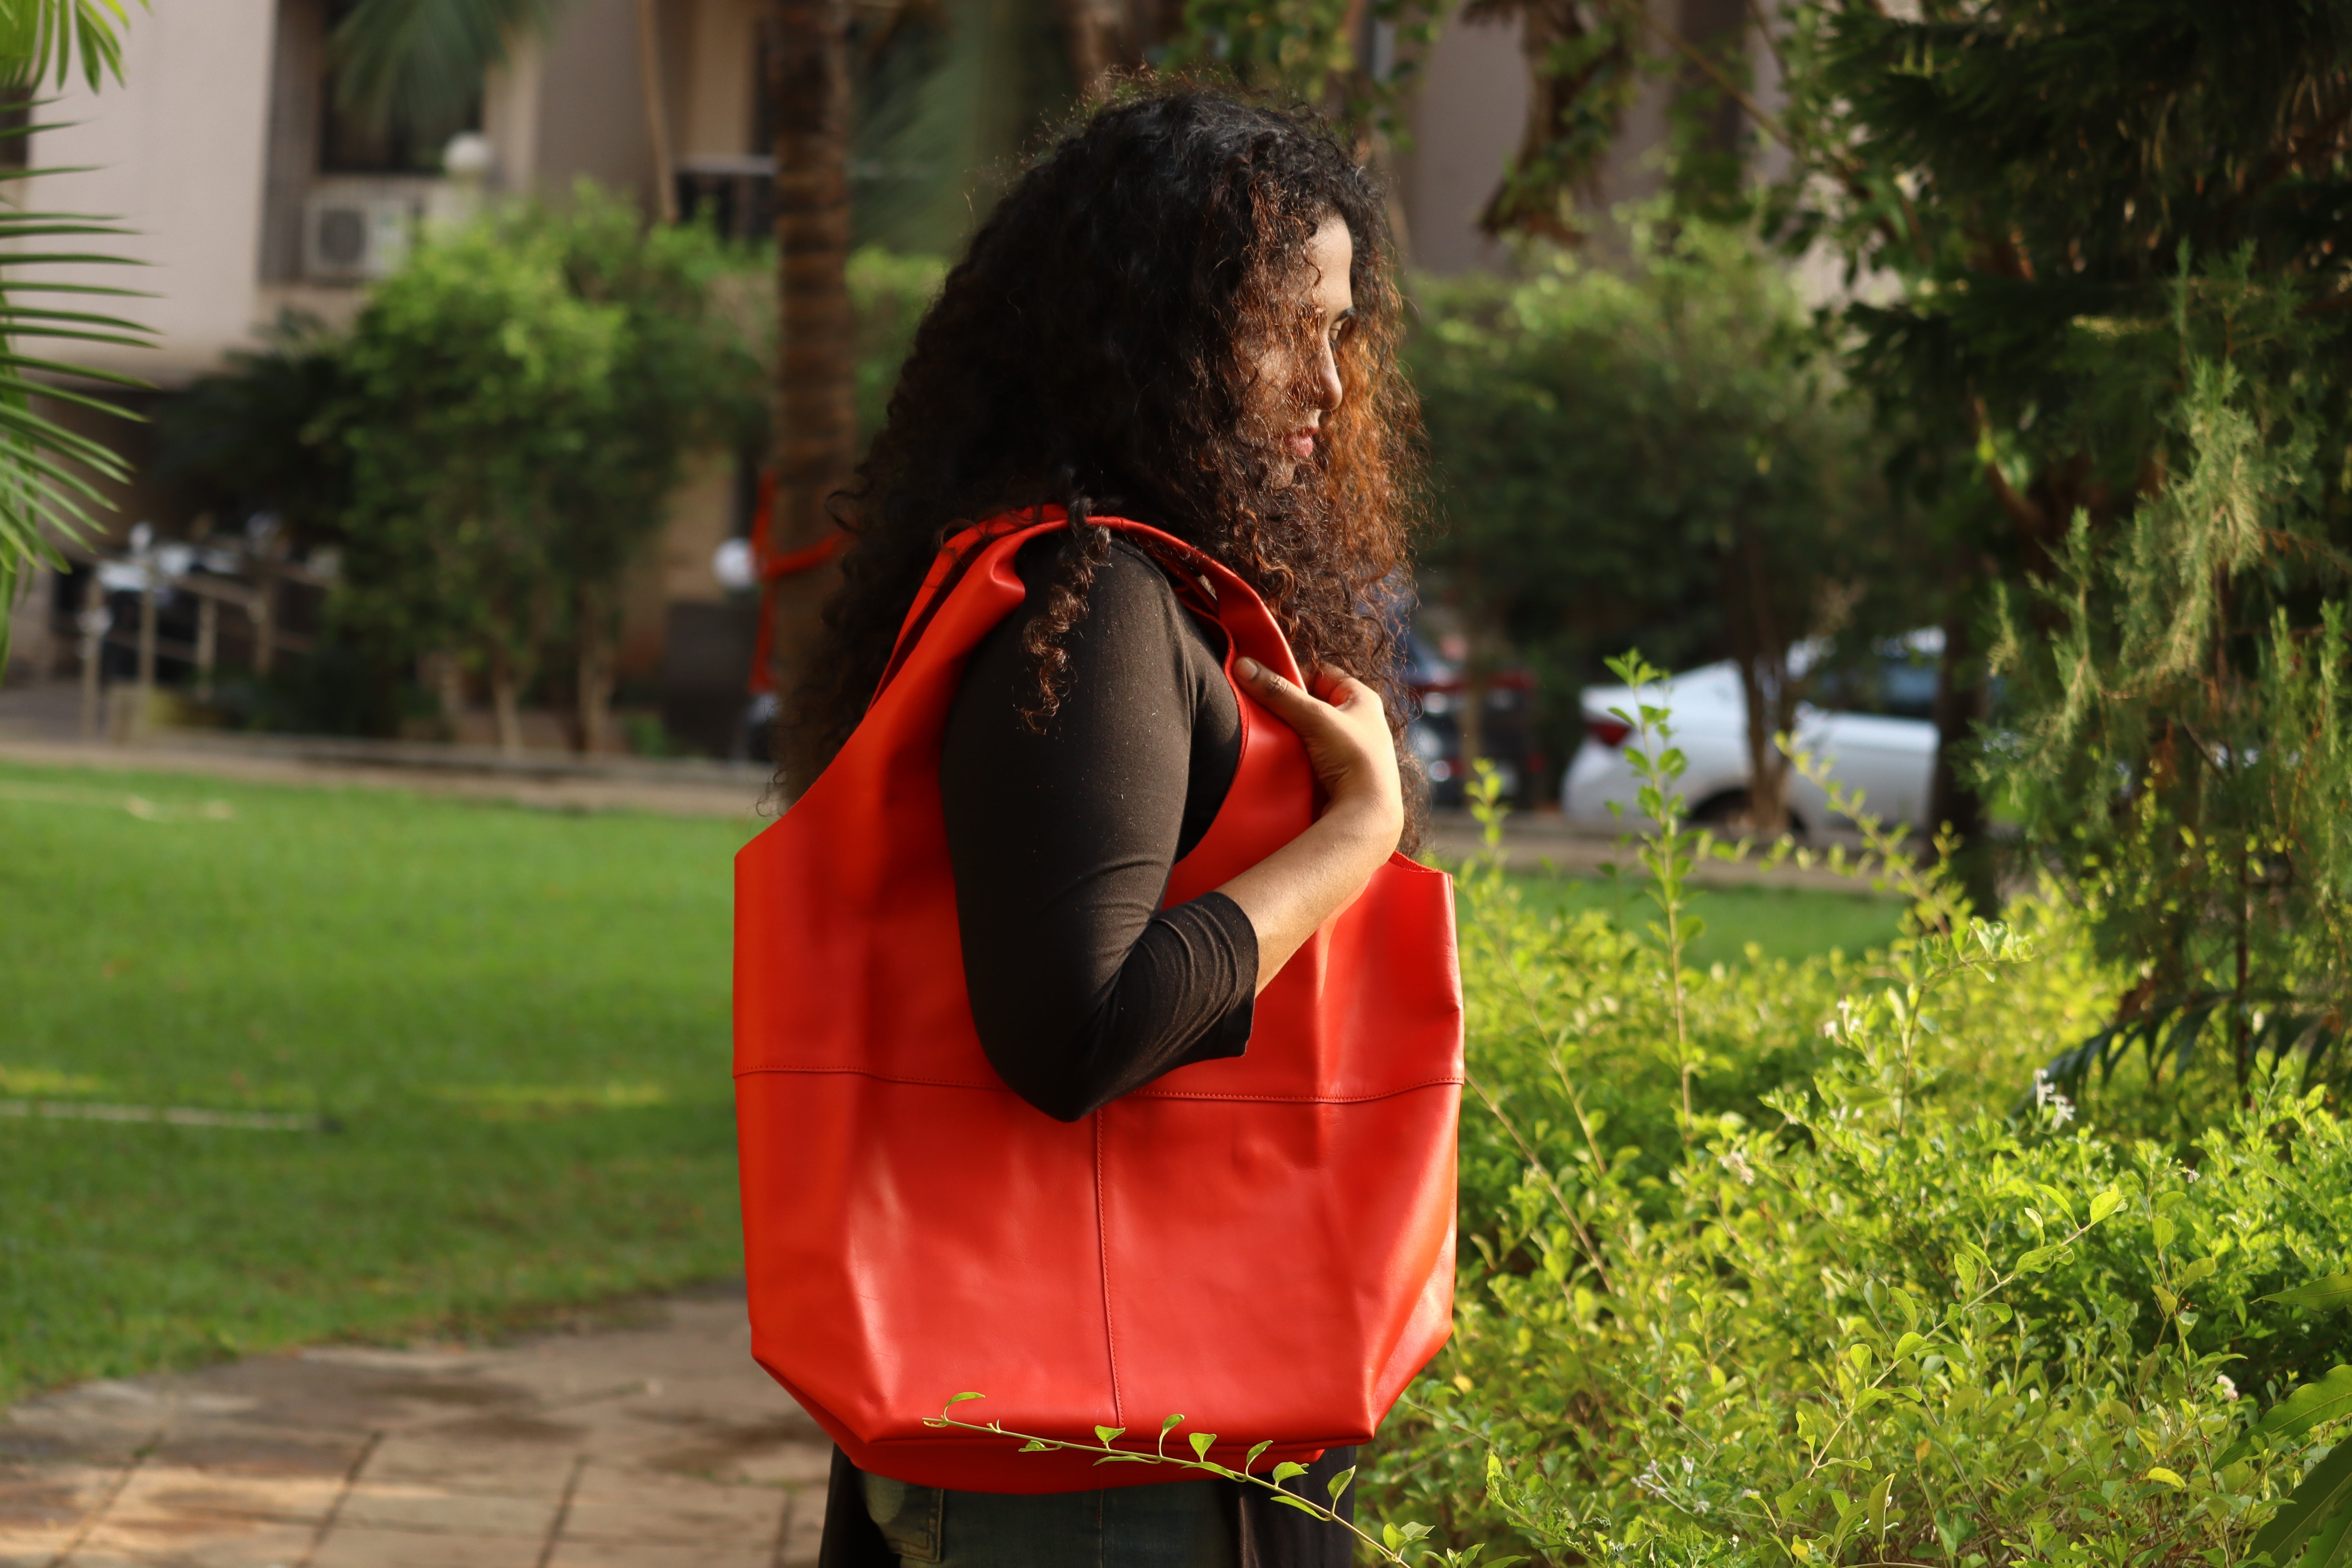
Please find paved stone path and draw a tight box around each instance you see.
[0,1292,833,1568]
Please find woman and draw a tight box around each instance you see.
[742,87,1459,1568]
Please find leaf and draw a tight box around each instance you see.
[2217,1365,2352,1468]
[1094,1425,1126,1446]
[1160,1413,1185,1434]
[2144,1466,2186,1489]
[1188,1432,1217,1461]
[1326,1465,1356,1501]
[2016,1245,2060,1274]
[1245,1441,1271,1468]
[1267,1491,1324,1516]
[2265,1274,2352,1313]
[1272,1461,1308,1484]
[2176,1255,2218,1288]
[1019,1439,1051,1452]
[946,1391,984,1405]
[2089,1187,2124,1225]
[2305,1510,2352,1568]
[2252,1436,2352,1567]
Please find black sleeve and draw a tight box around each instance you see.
[939,535,1255,1123]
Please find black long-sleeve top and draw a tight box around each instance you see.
[940,532,1259,1116]
[816,529,1357,1568]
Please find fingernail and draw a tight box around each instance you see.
[1237,657,1263,680]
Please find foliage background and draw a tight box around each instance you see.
[1408,218,1929,810]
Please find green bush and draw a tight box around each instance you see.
[849,246,944,443]
[1370,701,2352,1566]
[1406,221,1931,812]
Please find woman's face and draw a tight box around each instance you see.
[1256,215,1355,469]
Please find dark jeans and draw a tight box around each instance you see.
[861,1470,1240,1568]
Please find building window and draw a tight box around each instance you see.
[0,85,32,172]
[317,0,478,174]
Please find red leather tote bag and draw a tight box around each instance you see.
[734,510,1463,1492]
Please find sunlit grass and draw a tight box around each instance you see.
[1503,871,1904,970]
[0,762,762,1402]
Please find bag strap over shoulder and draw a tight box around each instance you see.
[869,509,1056,704]
[870,507,1242,707]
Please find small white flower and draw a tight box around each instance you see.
[1718,1148,1757,1186]
[2215,1374,2240,1401]
[2032,1071,2076,1126]
[2185,1168,2202,1183]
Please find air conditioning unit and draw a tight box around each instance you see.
[302,194,420,283]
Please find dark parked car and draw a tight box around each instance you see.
[1402,632,1539,810]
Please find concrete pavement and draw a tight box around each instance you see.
[0,1290,833,1568]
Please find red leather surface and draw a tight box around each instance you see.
[734,509,1464,1492]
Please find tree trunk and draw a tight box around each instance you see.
[252,560,278,676]
[1731,647,1793,837]
[576,583,617,755]
[766,0,856,793]
[430,651,466,724]
[489,648,526,757]
[1929,584,1998,913]
[1724,516,1791,837]
[1056,0,1135,97]
[637,0,679,224]
[1674,0,1746,154]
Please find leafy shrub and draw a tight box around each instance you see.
[1406,220,1931,814]
[848,246,944,443]
[1372,683,2352,1566]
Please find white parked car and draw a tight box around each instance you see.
[1560,636,1943,835]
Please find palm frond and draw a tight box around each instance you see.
[329,0,555,135]
[0,0,140,92]
[2026,991,2347,1109]
[0,2,148,668]
[0,161,150,668]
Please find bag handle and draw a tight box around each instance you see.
[869,508,1287,706]
[869,508,1054,705]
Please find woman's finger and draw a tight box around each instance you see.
[1238,657,1339,734]
[1307,663,1373,710]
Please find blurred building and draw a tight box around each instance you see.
[0,0,1706,749]
[4,0,787,749]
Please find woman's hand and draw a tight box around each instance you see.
[1217,657,1405,991]
[1236,657,1404,845]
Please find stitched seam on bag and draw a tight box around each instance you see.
[1125,1077,1464,1101]
[1094,1114,1123,1425]
[731,1066,1465,1101]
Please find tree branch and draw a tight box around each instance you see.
[1616,0,1793,154]
[2219,87,2352,233]
[1743,0,1787,87]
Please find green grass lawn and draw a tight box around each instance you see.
[1502,871,1904,969]
[0,764,762,1404]
[0,762,1903,1405]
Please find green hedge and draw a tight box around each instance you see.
[1370,774,2352,1565]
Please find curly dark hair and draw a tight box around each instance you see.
[791,84,1425,831]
